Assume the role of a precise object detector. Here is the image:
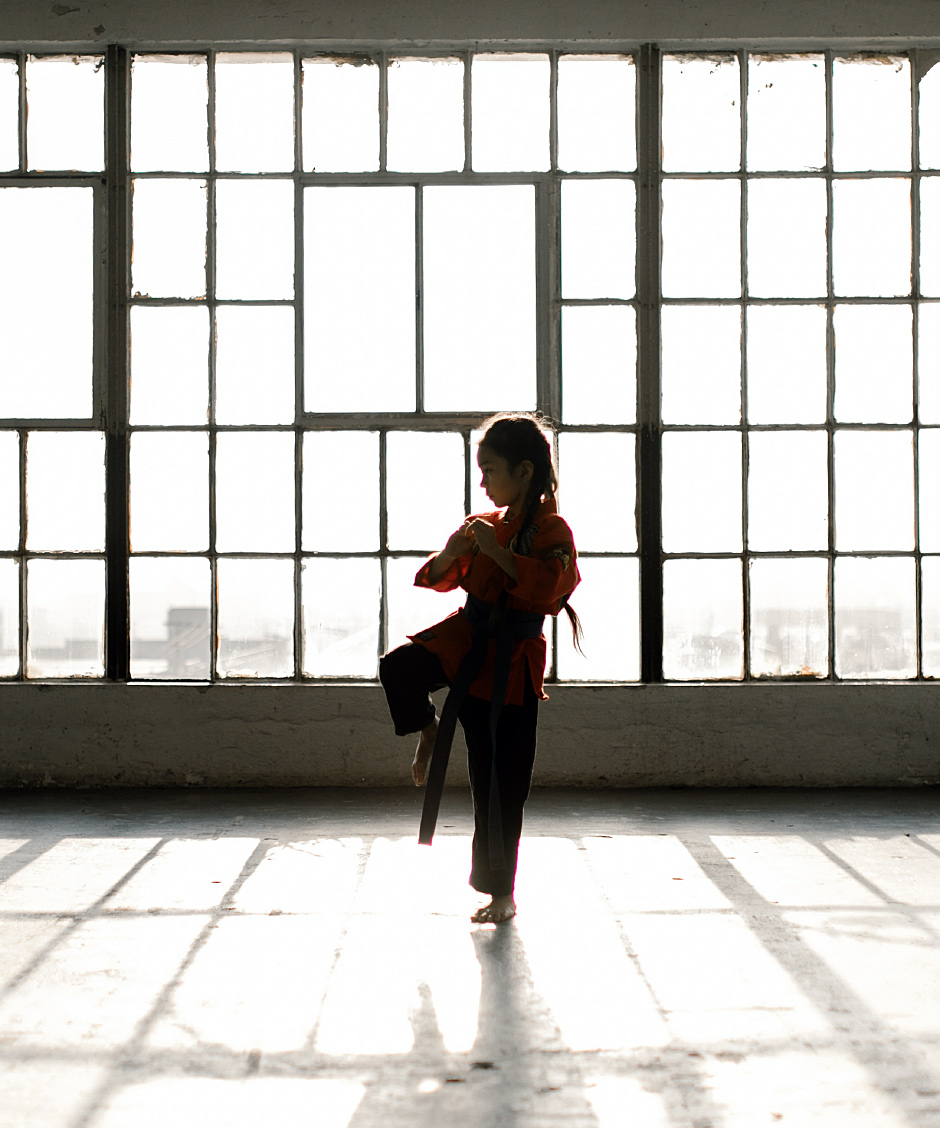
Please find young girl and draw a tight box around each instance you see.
[379,414,581,924]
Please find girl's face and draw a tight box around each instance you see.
[477,444,532,515]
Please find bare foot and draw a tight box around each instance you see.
[471,896,516,923]
[412,717,437,786]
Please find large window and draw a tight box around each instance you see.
[0,46,936,683]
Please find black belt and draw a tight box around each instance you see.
[418,593,544,870]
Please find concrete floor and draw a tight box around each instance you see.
[1,789,940,1129]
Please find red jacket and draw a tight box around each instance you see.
[409,498,580,705]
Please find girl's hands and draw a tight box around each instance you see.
[466,518,498,556]
[442,520,474,559]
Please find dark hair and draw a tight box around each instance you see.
[478,413,584,653]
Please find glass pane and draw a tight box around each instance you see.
[304,186,415,413]
[302,557,379,677]
[386,432,464,551]
[661,180,741,298]
[919,429,940,551]
[0,58,17,171]
[26,558,104,678]
[0,431,18,549]
[217,558,294,678]
[833,304,913,423]
[662,55,740,173]
[130,432,209,552]
[386,58,463,172]
[556,557,639,681]
[386,555,464,651]
[746,178,827,298]
[663,558,743,679]
[835,556,916,678]
[920,64,940,170]
[561,179,636,299]
[130,556,210,680]
[833,56,911,172]
[0,558,17,676]
[557,55,635,173]
[26,431,105,552]
[747,431,828,551]
[129,306,209,425]
[302,56,379,173]
[302,431,378,552]
[921,556,940,676]
[215,432,295,553]
[131,55,208,172]
[132,178,207,299]
[749,557,829,678]
[919,177,940,297]
[26,56,103,171]
[746,305,828,425]
[215,53,294,173]
[215,180,293,300]
[835,429,914,550]
[918,303,940,424]
[832,178,911,298]
[661,431,742,553]
[0,186,93,419]
[216,306,294,425]
[471,54,549,172]
[424,185,536,411]
[661,305,741,425]
[561,305,636,425]
[558,432,636,552]
[746,55,826,172]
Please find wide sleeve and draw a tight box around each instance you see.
[414,549,473,592]
[506,514,580,606]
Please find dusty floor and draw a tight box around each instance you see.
[0,787,939,1128]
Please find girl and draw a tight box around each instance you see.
[379,413,581,924]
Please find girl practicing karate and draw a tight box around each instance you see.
[379,414,581,923]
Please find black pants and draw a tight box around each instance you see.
[379,643,539,897]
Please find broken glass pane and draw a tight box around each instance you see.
[0,558,17,677]
[302,557,380,677]
[561,179,636,299]
[661,305,741,425]
[919,428,940,552]
[387,58,463,172]
[921,556,940,676]
[215,306,294,425]
[835,429,914,550]
[920,63,940,170]
[746,178,827,298]
[746,305,828,425]
[746,55,826,172]
[661,180,740,298]
[129,556,210,680]
[832,179,911,297]
[215,180,294,299]
[386,431,463,552]
[215,53,294,173]
[304,186,415,412]
[130,55,208,172]
[26,431,105,552]
[557,54,635,173]
[0,58,17,171]
[217,558,294,678]
[561,305,636,425]
[662,55,740,173]
[0,431,19,550]
[918,303,940,424]
[833,304,913,423]
[26,55,103,171]
[747,430,828,551]
[386,555,464,651]
[835,556,916,678]
[919,177,940,296]
[132,178,207,299]
[129,306,209,425]
[556,557,639,682]
[558,432,636,552]
[302,431,379,552]
[661,431,742,553]
[471,54,549,172]
[26,558,105,678]
[749,557,828,678]
[302,56,379,173]
[423,185,536,411]
[663,558,743,680]
[130,432,209,552]
[215,432,295,553]
[833,56,911,172]
[0,186,93,419]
